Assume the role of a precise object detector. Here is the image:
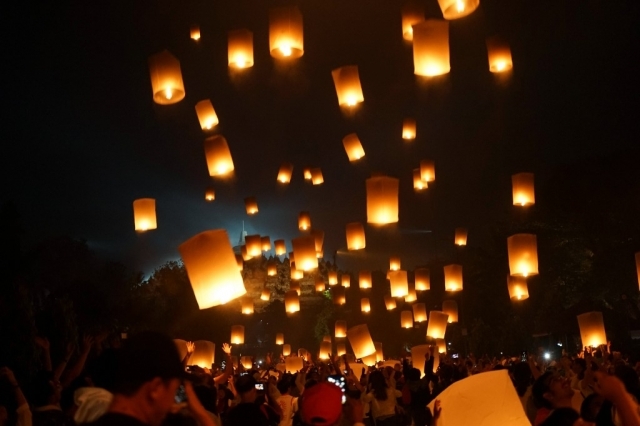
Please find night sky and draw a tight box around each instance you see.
[3,0,639,275]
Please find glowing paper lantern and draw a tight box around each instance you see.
[298,211,311,231]
[444,264,463,291]
[245,234,262,257]
[332,66,364,107]
[231,325,245,345]
[411,345,430,378]
[426,311,449,339]
[303,168,312,181]
[507,276,529,301]
[507,234,539,277]
[274,239,286,256]
[361,298,371,313]
[310,229,324,256]
[342,133,366,161]
[636,253,640,289]
[401,1,424,41]
[403,118,417,140]
[346,222,366,250]
[415,268,430,291]
[328,271,338,286]
[290,268,303,281]
[190,25,200,41]
[205,187,215,201]
[311,168,324,185]
[285,356,303,373]
[512,173,535,206]
[413,303,427,322]
[290,281,301,295]
[276,333,284,345]
[454,228,468,246]
[389,270,409,298]
[285,290,300,313]
[240,356,252,369]
[204,135,234,177]
[133,198,157,231]
[179,230,247,309]
[442,300,458,323]
[385,296,397,310]
[298,348,308,359]
[260,288,271,301]
[420,159,436,182]
[374,342,383,362]
[405,289,417,303]
[362,353,377,366]
[235,254,243,271]
[401,310,414,328]
[366,176,399,224]
[435,339,446,353]
[323,335,332,343]
[315,279,325,292]
[241,245,252,261]
[261,236,271,252]
[486,36,513,73]
[413,20,449,77]
[277,162,293,184]
[148,50,185,105]
[577,312,607,348]
[332,286,346,305]
[269,6,304,59]
[319,341,332,360]
[195,100,219,130]
[413,169,428,191]
[347,324,376,359]
[341,274,351,288]
[228,29,254,69]
[292,236,318,271]
[190,341,214,368]
[390,256,401,271]
[241,297,254,314]
[267,261,277,276]
[276,363,286,372]
[437,0,479,19]
[283,344,291,357]
[337,343,346,357]
[244,197,259,215]
[359,271,372,289]
[335,320,347,338]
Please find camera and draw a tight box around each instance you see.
[255,383,264,390]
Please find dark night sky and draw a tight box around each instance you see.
[2,0,639,275]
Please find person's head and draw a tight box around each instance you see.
[513,362,533,396]
[580,393,604,423]
[277,376,292,395]
[193,385,216,414]
[234,374,257,403]
[30,370,62,407]
[406,368,421,382]
[368,370,388,400]
[539,407,580,426]
[614,364,640,400]
[298,382,342,425]
[532,372,574,410]
[572,358,586,378]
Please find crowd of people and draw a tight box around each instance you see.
[1,332,640,426]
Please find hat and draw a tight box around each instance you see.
[300,382,343,425]
[234,374,257,394]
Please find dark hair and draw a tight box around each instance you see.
[573,358,586,380]
[539,407,579,426]
[614,365,640,401]
[368,371,388,401]
[406,368,421,382]
[29,370,56,407]
[513,362,533,397]
[277,377,292,394]
[532,372,554,409]
[234,374,257,394]
[193,385,217,414]
[580,393,604,422]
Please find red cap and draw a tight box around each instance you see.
[300,382,343,425]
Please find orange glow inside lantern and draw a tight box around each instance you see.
[267,261,277,276]
[405,289,417,303]
[414,268,430,291]
[285,290,300,313]
[347,324,376,359]
[426,311,449,339]
[337,343,346,357]
[346,222,366,250]
[341,274,351,288]
[204,135,234,177]
[240,356,253,369]
[319,341,332,360]
[276,333,284,345]
[235,254,243,271]
[486,35,513,73]
[361,298,371,313]
[362,353,377,367]
[241,297,254,314]
[420,159,436,182]
[342,133,366,161]
[261,288,271,301]
[507,234,539,277]
[390,256,401,271]
[179,230,247,309]
[444,264,463,291]
[332,66,364,107]
[315,279,325,292]
[269,6,304,59]
[374,342,383,362]
[366,176,399,224]
[413,169,428,191]
[401,310,414,328]
[454,228,468,246]
[277,162,293,183]
[230,325,244,345]
[285,356,303,372]
[298,211,311,231]
[311,168,324,185]
[245,234,262,257]
[310,229,324,256]
[577,312,607,348]
[401,1,425,41]
[389,270,409,298]
[435,339,446,353]
[411,345,430,377]
[190,25,201,41]
[359,270,372,289]
[133,198,157,231]
[412,20,450,77]
[442,300,458,323]
[148,50,186,105]
[323,335,332,343]
[195,100,219,130]
[228,29,254,69]
[403,118,417,140]
[507,276,529,301]
[261,236,271,252]
[241,245,252,261]
[292,236,318,271]
[413,303,427,322]
[274,239,286,256]
[205,187,215,201]
[290,281,301,295]
[190,340,214,368]
[303,168,312,180]
[244,197,259,215]
[282,344,291,357]
[512,173,535,206]
[290,267,303,281]
[332,287,346,305]
[385,296,397,310]
[335,320,347,338]
[437,0,479,20]
[328,271,338,286]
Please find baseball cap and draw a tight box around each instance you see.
[300,382,343,425]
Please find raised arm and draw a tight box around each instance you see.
[61,335,94,387]
[214,343,232,385]
[34,337,52,372]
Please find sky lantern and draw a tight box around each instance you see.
[269,6,304,59]
[267,261,277,276]
[148,50,186,105]
[274,239,286,256]
[347,324,376,359]
[333,287,346,305]
[403,118,417,140]
[346,222,366,250]
[341,274,351,288]
[442,300,458,323]
[577,312,607,348]
[390,256,401,271]
[190,341,214,368]
[276,333,284,345]
[401,310,414,328]
[299,348,308,359]
[310,229,324,257]
[290,267,303,280]
[362,353,377,367]
[261,236,271,252]
[315,279,325,292]
[444,264,463,291]
[415,268,430,291]
[412,20,450,77]
[374,342,383,362]
[411,345,430,378]
[204,135,234,177]
[366,176,399,224]
[303,168,312,181]
[342,133,366,161]
[261,288,271,301]
[361,298,371,313]
[507,234,539,277]
[240,356,253,369]
[328,271,338,285]
[426,311,449,339]
[310,168,324,185]
[231,325,244,345]
[277,162,293,184]
[401,1,424,41]
[244,197,259,215]
[359,270,372,289]
[507,276,529,301]
[420,159,436,182]
[337,343,346,357]
[319,341,332,360]
[636,253,640,289]
[241,296,254,314]
[179,230,247,309]
[435,339,446,353]
[190,25,200,41]
[240,245,252,261]
[413,169,428,191]
[228,29,254,69]
[194,100,219,131]
[413,303,427,323]
[512,173,535,206]
[385,296,397,310]
[285,356,303,373]
[298,211,311,231]
[292,236,318,271]
[389,270,409,298]
[335,320,347,338]
[285,290,300,313]
[245,234,262,258]
[235,254,243,271]
[205,187,215,201]
[332,66,364,107]
[290,281,301,295]
[437,0,480,20]
[405,289,417,303]
[486,36,513,73]
[133,198,157,231]
[455,228,468,246]
[282,344,292,357]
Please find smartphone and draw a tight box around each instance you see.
[221,360,226,370]
[174,384,187,403]
[521,351,527,362]
[327,374,346,404]
[255,383,264,390]
[452,353,459,359]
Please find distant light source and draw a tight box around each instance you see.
[347,324,376,359]
[359,270,372,289]
[414,268,430,291]
[204,135,234,177]
[298,211,311,231]
[332,66,364,108]
[413,303,427,323]
[486,36,513,73]
[412,20,450,77]
[402,118,417,140]
[274,239,286,256]
[285,290,300,313]
[205,187,215,201]
[507,275,529,301]
[420,159,436,182]
[190,25,201,41]
[335,320,347,338]
[277,162,293,184]
[342,133,366,161]
[442,300,459,323]
[401,1,425,41]
[507,234,539,277]
[228,29,254,69]
[511,173,535,206]
[194,100,219,131]
[444,264,463,291]
[454,228,468,246]
[577,311,607,348]
[269,6,304,59]
[133,198,157,232]
[426,311,449,339]
[230,325,245,345]
[346,222,366,250]
[437,0,479,19]
[148,50,185,105]
[389,270,409,298]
